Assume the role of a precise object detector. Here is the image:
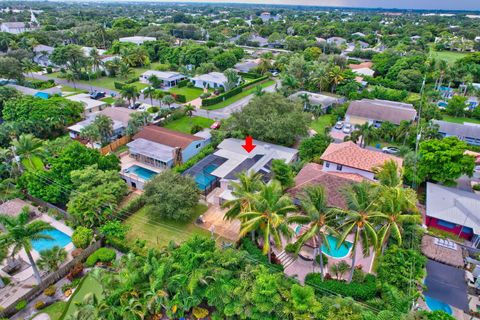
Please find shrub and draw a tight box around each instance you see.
[44,285,56,297]
[174,145,215,173]
[177,79,189,87]
[67,263,84,281]
[106,236,131,253]
[284,243,297,253]
[201,87,242,107]
[200,92,211,99]
[1,277,10,286]
[239,75,269,89]
[72,227,94,249]
[186,81,194,88]
[86,248,116,267]
[239,238,284,272]
[192,306,209,319]
[46,67,52,74]
[473,184,480,191]
[314,253,329,266]
[15,300,27,311]
[147,106,159,113]
[114,81,125,90]
[174,94,187,103]
[124,77,138,84]
[35,300,46,310]
[190,124,203,134]
[305,273,378,301]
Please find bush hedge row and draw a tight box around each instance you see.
[86,248,116,267]
[173,94,187,103]
[201,87,242,107]
[239,75,269,89]
[177,79,189,88]
[114,81,125,90]
[305,272,378,301]
[238,71,262,78]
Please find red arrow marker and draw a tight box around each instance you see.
[242,135,256,153]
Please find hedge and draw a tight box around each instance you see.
[201,87,242,107]
[114,81,125,90]
[305,272,378,301]
[239,75,269,89]
[174,94,187,103]
[177,79,189,88]
[238,71,262,78]
[85,248,116,267]
[174,145,215,173]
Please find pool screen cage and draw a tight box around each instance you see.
[182,154,227,197]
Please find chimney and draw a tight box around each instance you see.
[173,147,182,166]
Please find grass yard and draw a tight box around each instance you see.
[101,96,115,104]
[441,115,480,125]
[63,274,103,317]
[125,204,210,248]
[29,301,67,320]
[310,114,335,134]
[168,86,204,102]
[429,49,469,65]
[59,85,87,95]
[203,79,276,110]
[164,116,214,134]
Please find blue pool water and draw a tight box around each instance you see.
[32,229,72,252]
[295,225,302,235]
[127,165,158,181]
[425,295,453,315]
[321,235,353,258]
[34,92,50,100]
[195,164,218,191]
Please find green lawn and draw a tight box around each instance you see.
[168,86,204,102]
[203,80,276,110]
[164,116,214,134]
[441,115,480,124]
[125,204,210,248]
[63,274,103,317]
[22,156,44,171]
[310,114,335,134]
[30,301,67,320]
[429,49,469,65]
[101,97,115,104]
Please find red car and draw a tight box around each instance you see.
[210,121,221,130]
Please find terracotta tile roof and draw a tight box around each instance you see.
[346,99,417,125]
[288,163,367,209]
[320,141,403,172]
[132,125,203,150]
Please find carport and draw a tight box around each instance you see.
[424,259,469,311]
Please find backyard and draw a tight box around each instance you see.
[164,116,214,134]
[203,79,275,110]
[125,204,211,248]
[168,86,204,102]
[429,49,469,65]
[62,274,103,317]
[310,114,335,134]
[441,115,480,125]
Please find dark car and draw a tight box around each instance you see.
[90,91,106,100]
[129,102,142,110]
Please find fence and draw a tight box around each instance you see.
[99,135,131,155]
[24,193,70,220]
[0,239,103,318]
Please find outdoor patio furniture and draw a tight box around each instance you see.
[196,215,205,224]
[2,258,22,274]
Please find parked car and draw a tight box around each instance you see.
[129,102,141,110]
[382,146,400,155]
[137,103,150,112]
[90,91,106,100]
[210,121,221,130]
[342,123,352,134]
[334,121,344,129]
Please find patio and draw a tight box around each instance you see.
[421,234,465,267]
[196,205,240,242]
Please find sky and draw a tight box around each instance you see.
[80,0,480,11]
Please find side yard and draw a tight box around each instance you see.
[164,116,214,134]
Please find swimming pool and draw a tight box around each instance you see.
[195,164,218,191]
[32,229,72,252]
[321,235,353,259]
[126,165,158,181]
[425,295,453,315]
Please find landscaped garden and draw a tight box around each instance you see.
[167,86,204,102]
[62,274,103,317]
[164,115,214,134]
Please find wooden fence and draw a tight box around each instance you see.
[99,135,131,155]
[24,193,70,220]
[0,239,103,318]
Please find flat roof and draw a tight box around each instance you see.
[141,70,186,81]
[66,93,107,111]
[432,120,480,140]
[191,72,227,84]
[127,138,174,162]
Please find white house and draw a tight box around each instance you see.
[66,93,107,115]
[190,72,228,89]
[119,36,156,45]
[33,45,55,67]
[320,141,403,181]
[139,70,187,88]
[0,22,34,34]
[327,37,347,46]
[345,99,417,127]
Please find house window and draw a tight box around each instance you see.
[336,164,343,171]
[325,162,330,168]
[437,219,456,229]
[196,143,201,148]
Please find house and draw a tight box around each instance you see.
[139,70,187,88]
[234,59,261,73]
[33,45,55,67]
[260,12,281,23]
[327,37,347,46]
[356,41,370,49]
[183,138,298,201]
[126,125,210,170]
[345,99,417,127]
[119,36,156,45]
[475,36,480,43]
[0,22,37,34]
[230,34,269,47]
[288,163,366,209]
[191,72,228,89]
[82,47,106,57]
[67,107,136,145]
[6,84,61,99]
[289,91,345,113]
[432,120,480,146]
[425,182,480,245]
[352,32,366,37]
[66,93,108,115]
[320,141,403,180]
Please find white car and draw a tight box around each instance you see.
[342,123,352,134]
[334,121,344,130]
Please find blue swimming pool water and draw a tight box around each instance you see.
[321,235,353,258]
[127,165,158,181]
[295,225,302,235]
[195,164,218,190]
[32,229,72,252]
[425,295,453,315]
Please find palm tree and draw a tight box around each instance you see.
[126,112,150,136]
[0,208,54,284]
[328,65,344,93]
[287,185,337,280]
[183,104,195,117]
[143,86,156,106]
[11,134,43,169]
[89,48,103,72]
[80,124,101,145]
[120,85,140,106]
[253,85,265,97]
[222,171,262,221]
[21,58,37,78]
[65,71,77,90]
[334,182,381,282]
[237,181,296,262]
[92,114,113,146]
[373,160,403,188]
[162,95,175,109]
[37,245,67,273]
[119,62,133,79]
[354,123,377,148]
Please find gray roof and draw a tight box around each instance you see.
[141,70,186,81]
[2,22,26,28]
[127,138,174,163]
[426,182,480,235]
[33,44,54,54]
[191,72,227,85]
[432,120,480,140]
[289,91,343,108]
[6,84,61,96]
[346,99,417,125]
